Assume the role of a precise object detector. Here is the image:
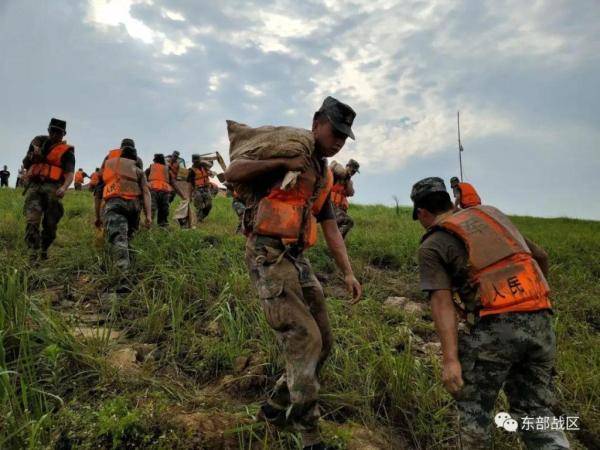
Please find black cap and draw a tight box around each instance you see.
[317,96,356,140]
[410,177,448,220]
[347,158,360,173]
[121,138,135,149]
[48,118,66,133]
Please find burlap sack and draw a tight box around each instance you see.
[330,160,348,179]
[227,120,314,161]
[226,121,315,204]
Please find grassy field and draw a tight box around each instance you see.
[0,188,598,449]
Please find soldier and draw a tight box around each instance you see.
[450,176,481,209]
[73,168,89,190]
[167,150,184,203]
[145,153,186,226]
[188,154,214,223]
[94,139,143,228]
[330,159,359,239]
[411,177,569,450]
[0,165,10,187]
[224,97,362,450]
[21,118,75,260]
[100,143,151,272]
[15,165,25,188]
[88,168,101,192]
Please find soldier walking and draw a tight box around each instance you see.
[450,176,481,209]
[73,168,89,190]
[188,154,214,222]
[411,177,569,450]
[21,118,75,260]
[0,165,10,187]
[330,159,359,239]
[145,153,186,226]
[100,143,151,272]
[225,97,362,450]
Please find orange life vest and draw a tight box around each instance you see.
[107,148,122,160]
[148,163,172,192]
[458,182,481,208]
[193,166,210,188]
[253,167,334,249]
[330,182,350,210]
[27,142,72,182]
[74,171,84,184]
[430,205,551,317]
[102,157,142,201]
[89,171,100,188]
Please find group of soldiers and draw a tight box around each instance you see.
[16,97,568,450]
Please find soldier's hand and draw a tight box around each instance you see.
[344,274,362,305]
[282,155,310,172]
[144,214,152,228]
[442,359,464,396]
[55,187,66,198]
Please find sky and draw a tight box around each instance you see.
[1,0,599,219]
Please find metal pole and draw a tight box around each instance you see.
[457,111,464,181]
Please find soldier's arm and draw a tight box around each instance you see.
[170,172,187,199]
[140,173,152,223]
[430,289,463,395]
[321,218,362,303]
[224,156,309,183]
[524,237,549,277]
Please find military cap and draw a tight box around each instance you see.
[173,150,181,156]
[347,158,360,172]
[410,177,448,220]
[48,118,67,133]
[318,96,356,140]
[191,153,200,160]
[450,176,460,186]
[121,138,135,149]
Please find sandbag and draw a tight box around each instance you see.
[226,121,315,205]
[227,120,314,161]
[330,160,348,179]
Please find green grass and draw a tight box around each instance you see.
[0,188,598,449]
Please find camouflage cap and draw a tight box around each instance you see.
[48,118,67,133]
[450,176,459,185]
[347,158,360,172]
[120,138,135,149]
[318,96,356,140]
[410,177,448,220]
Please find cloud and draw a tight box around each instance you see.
[0,0,598,218]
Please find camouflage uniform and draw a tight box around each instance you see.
[103,197,141,271]
[458,311,569,449]
[414,177,569,450]
[24,181,64,254]
[246,234,333,446]
[333,205,354,238]
[231,198,245,233]
[193,187,212,222]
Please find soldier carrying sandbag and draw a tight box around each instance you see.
[329,158,359,239]
[224,96,362,450]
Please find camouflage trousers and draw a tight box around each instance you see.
[151,190,170,227]
[23,182,64,254]
[334,206,354,239]
[232,199,245,233]
[74,183,82,191]
[457,310,569,449]
[245,235,333,446]
[193,187,212,222]
[103,197,141,272]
